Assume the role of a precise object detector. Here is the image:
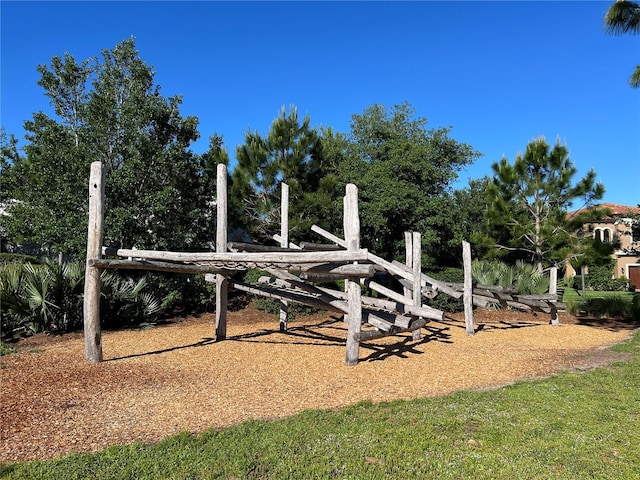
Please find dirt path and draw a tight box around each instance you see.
[1,306,636,463]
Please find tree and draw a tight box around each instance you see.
[485,137,605,272]
[230,105,323,243]
[325,102,480,263]
[2,38,213,257]
[604,0,640,88]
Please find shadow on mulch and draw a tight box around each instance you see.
[571,316,640,332]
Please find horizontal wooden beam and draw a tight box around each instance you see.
[229,280,344,314]
[89,259,237,275]
[103,246,369,264]
[288,263,376,278]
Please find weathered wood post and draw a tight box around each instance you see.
[549,267,558,295]
[279,182,289,331]
[344,184,362,366]
[216,163,228,341]
[83,162,105,362]
[411,231,422,340]
[404,232,412,298]
[549,266,560,326]
[462,240,475,336]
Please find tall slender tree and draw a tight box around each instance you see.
[230,105,322,243]
[485,137,605,272]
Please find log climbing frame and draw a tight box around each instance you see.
[83,162,563,365]
[82,162,444,366]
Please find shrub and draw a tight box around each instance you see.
[470,260,550,294]
[0,253,41,266]
[145,272,216,315]
[568,295,633,319]
[0,260,161,338]
[632,294,640,321]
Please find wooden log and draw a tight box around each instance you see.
[272,234,302,250]
[310,224,348,249]
[411,231,422,340]
[89,259,238,275]
[280,182,289,332]
[102,247,369,264]
[514,294,560,301]
[229,280,344,314]
[216,163,228,341]
[344,184,362,366]
[288,263,375,277]
[366,314,393,332]
[390,260,464,299]
[463,240,474,336]
[312,223,460,299]
[355,318,429,342]
[227,242,294,253]
[299,242,343,251]
[83,161,105,363]
[297,272,355,282]
[265,269,350,314]
[316,285,443,321]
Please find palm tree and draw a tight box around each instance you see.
[605,0,640,87]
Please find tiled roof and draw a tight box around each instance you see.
[568,203,640,219]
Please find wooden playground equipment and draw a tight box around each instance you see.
[83,162,564,366]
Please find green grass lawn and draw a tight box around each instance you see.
[2,330,640,479]
[562,287,635,303]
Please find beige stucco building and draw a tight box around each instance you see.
[566,203,640,290]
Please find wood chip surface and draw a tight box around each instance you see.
[1,305,636,463]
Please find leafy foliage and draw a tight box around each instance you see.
[0,260,161,338]
[324,102,480,263]
[471,259,551,294]
[2,38,214,258]
[231,105,324,244]
[483,137,605,272]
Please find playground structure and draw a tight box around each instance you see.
[83,162,564,366]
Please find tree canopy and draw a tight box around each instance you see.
[230,105,324,244]
[323,102,480,263]
[483,137,605,272]
[1,38,214,257]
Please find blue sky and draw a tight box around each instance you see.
[2,1,639,208]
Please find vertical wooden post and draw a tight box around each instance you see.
[462,241,474,336]
[83,162,105,362]
[279,183,289,331]
[344,184,362,366]
[549,266,560,326]
[216,163,228,341]
[549,267,558,295]
[411,231,422,340]
[404,232,412,298]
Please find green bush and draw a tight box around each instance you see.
[632,294,640,321]
[470,260,549,294]
[0,260,162,338]
[0,253,41,266]
[573,265,630,292]
[145,272,216,315]
[568,295,633,319]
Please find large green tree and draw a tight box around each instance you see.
[324,102,480,263]
[604,0,640,88]
[2,38,214,257]
[484,137,605,272]
[230,105,324,243]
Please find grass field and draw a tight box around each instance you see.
[2,329,639,479]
